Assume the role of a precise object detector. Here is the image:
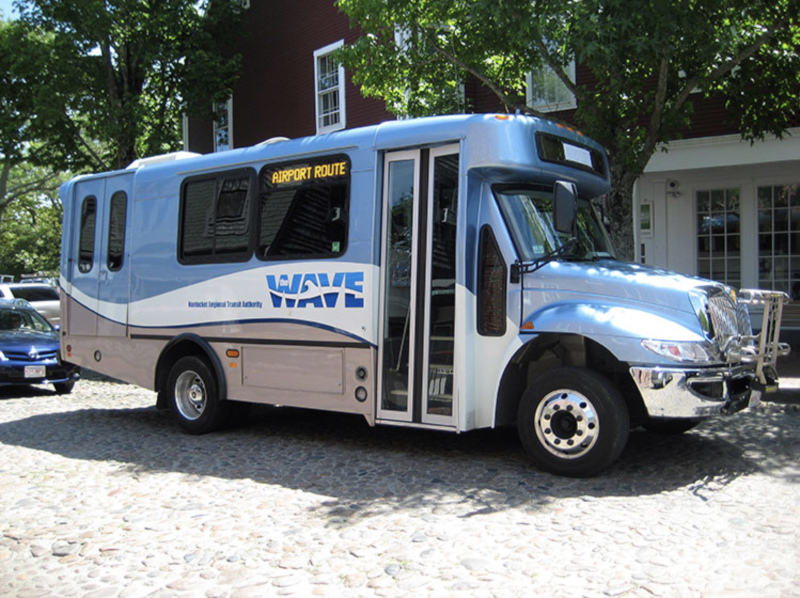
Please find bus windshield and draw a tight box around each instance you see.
[494,185,616,262]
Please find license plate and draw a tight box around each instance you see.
[24,365,46,379]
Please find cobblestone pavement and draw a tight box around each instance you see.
[0,372,798,598]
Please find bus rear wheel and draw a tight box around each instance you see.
[517,367,629,477]
[167,356,229,434]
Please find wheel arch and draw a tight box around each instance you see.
[494,333,645,427]
[155,334,228,409]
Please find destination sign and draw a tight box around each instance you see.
[536,133,606,178]
[268,158,350,186]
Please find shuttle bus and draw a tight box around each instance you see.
[59,114,789,476]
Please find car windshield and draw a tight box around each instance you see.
[493,185,616,262]
[0,307,53,333]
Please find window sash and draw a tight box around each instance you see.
[314,41,346,134]
[526,61,577,113]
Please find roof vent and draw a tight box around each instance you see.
[126,151,202,170]
[257,136,290,146]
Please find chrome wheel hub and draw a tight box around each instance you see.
[534,389,599,459]
[175,371,206,421]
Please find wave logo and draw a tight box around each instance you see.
[266,272,364,308]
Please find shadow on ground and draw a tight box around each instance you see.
[0,379,797,526]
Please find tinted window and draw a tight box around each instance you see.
[9,286,59,302]
[107,191,128,271]
[179,170,255,264]
[79,196,97,273]
[258,156,350,259]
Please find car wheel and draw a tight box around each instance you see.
[642,417,704,435]
[54,381,75,394]
[517,367,630,477]
[166,356,229,434]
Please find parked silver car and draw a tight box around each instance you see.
[0,283,61,326]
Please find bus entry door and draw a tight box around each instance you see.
[378,146,460,427]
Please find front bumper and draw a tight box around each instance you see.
[632,288,791,419]
[0,363,80,387]
[630,364,773,418]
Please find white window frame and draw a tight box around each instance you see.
[213,97,233,152]
[526,60,577,113]
[314,40,346,134]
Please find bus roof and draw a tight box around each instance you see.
[65,114,611,197]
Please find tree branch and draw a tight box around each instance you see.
[431,43,546,117]
[673,22,785,112]
[641,57,670,164]
[6,172,60,200]
[534,39,578,97]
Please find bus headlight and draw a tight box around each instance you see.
[641,339,718,364]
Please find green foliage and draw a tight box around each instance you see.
[1,2,244,273]
[0,162,66,277]
[337,0,800,258]
[5,0,245,171]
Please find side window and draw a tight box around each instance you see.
[258,156,350,259]
[107,191,127,271]
[477,226,507,336]
[179,169,255,264]
[78,196,97,273]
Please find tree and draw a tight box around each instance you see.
[0,16,74,249]
[11,0,245,171]
[336,0,800,259]
[0,164,65,278]
[1,2,244,271]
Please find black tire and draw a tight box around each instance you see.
[642,417,704,435]
[166,356,229,434]
[517,367,630,477]
[54,381,75,395]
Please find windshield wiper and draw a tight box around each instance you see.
[510,238,578,282]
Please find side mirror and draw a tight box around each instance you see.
[553,181,578,234]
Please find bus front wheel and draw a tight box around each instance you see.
[517,367,629,477]
[167,356,229,434]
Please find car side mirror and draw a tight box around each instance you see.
[553,181,578,235]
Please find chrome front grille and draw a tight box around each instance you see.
[707,292,749,341]
[3,349,58,361]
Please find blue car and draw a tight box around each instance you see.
[0,299,79,394]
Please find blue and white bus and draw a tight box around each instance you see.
[60,114,788,476]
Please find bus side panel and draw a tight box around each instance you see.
[227,345,376,418]
[243,346,344,393]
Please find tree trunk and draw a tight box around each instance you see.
[606,164,639,263]
[0,161,11,241]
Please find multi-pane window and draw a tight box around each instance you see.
[758,183,800,299]
[696,188,741,288]
[213,98,232,152]
[527,60,577,113]
[314,41,346,134]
